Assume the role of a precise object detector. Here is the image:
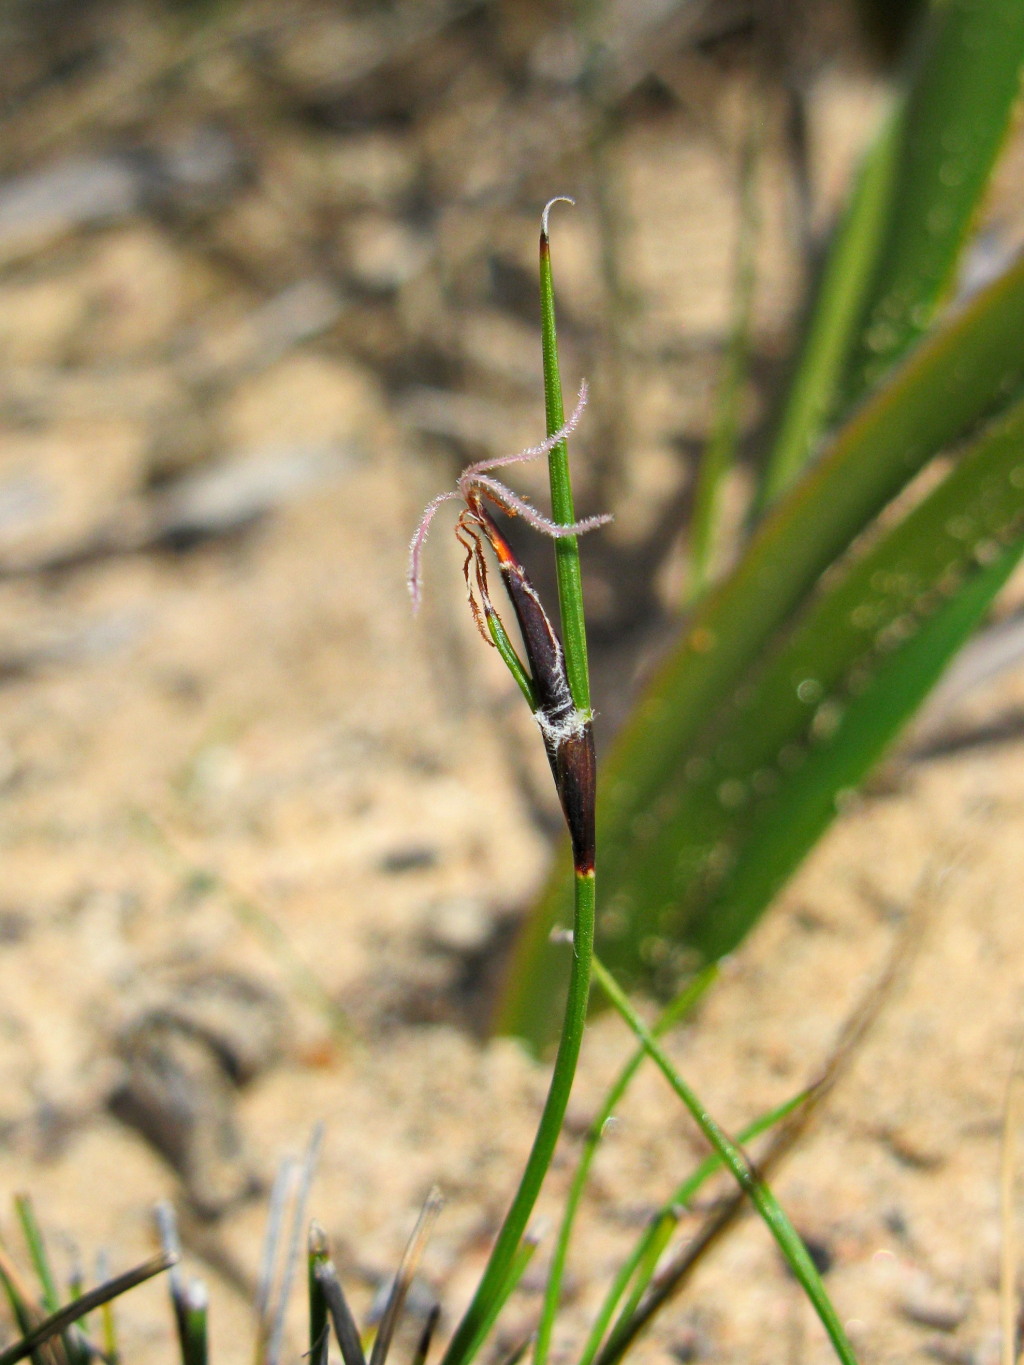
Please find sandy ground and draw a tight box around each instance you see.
[4,4,1024,1364]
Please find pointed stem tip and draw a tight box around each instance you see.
[541,196,575,243]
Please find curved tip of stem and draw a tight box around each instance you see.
[541,196,575,241]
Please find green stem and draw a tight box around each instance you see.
[534,968,717,1365]
[459,1234,540,1365]
[308,1225,330,1365]
[601,1209,677,1354]
[486,612,537,709]
[591,957,858,1365]
[440,872,595,1365]
[587,1088,807,1365]
[540,199,593,714]
[180,1284,208,1365]
[442,203,600,1365]
[14,1196,59,1315]
[753,100,901,515]
[688,104,763,600]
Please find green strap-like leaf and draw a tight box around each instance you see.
[499,253,1024,1044]
[591,959,858,1365]
[604,390,1024,978]
[758,0,1024,508]
[610,253,1024,874]
[842,0,1024,404]
[755,107,901,511]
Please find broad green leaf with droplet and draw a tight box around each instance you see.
[498,253,1024,1046]
[600,393,1024,981]
[755,103,901,512]
[842,0,1024,403]
[758,0,1024,510]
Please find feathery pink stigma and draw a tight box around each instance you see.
[408,490,461,613]
[407,379,610,610]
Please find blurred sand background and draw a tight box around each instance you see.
[3,2,1024,1362]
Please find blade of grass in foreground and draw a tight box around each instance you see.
[314,1260,366,1365]
[534,967,717,1365]
[0,1246,46,1365]
[97,1252,120,1365]
[368,1188,442,1365]
[441,200,598,1365]
[308,1225,330,1365]
[14,1197,59,1316]
[13,1194,87,1365]
[177,1283,208,1365]
[579,1087,807,1365]
[460,1234,541,1365]
[591,957,858,1365]
[598,904,925,1365]
[0,1255,176,1365]
[540,197,595,715]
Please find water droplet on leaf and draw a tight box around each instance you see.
[716,778,747,809]
[797,677,823,704]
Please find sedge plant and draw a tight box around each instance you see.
[408,200,859,1365]
[0,199,871,1365]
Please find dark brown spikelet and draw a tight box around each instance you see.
[550,724,596,874]
[476,507,596,873]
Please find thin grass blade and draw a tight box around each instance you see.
[264,1127,322,1365]
[368,1187,442,1365]
[0,1254,175,1365]
[602,1209,678,1352]
[497,1338,532,1365]
[157,1203,193,1365]
[14,1198,59,1318]
[534,968,716,1365]
[409,1303,441,1365]
[61,1260,90,1365]
[595,902,927,1365]
[591,957,858,1365]
[579,1088,807,1365]
[460,1232,540,1365]
[314,1259,367,1365]
[255,1160,295,1334]
[95,1253,118,1365]
[308,1224,330,1365]
[538,196,593,713]
[15,1192,89,1365]
[0,1243,49,1365]
[179,1282,208,1365]
[755,105,900,510]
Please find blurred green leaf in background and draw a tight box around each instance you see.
[500,0,1024,1048]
